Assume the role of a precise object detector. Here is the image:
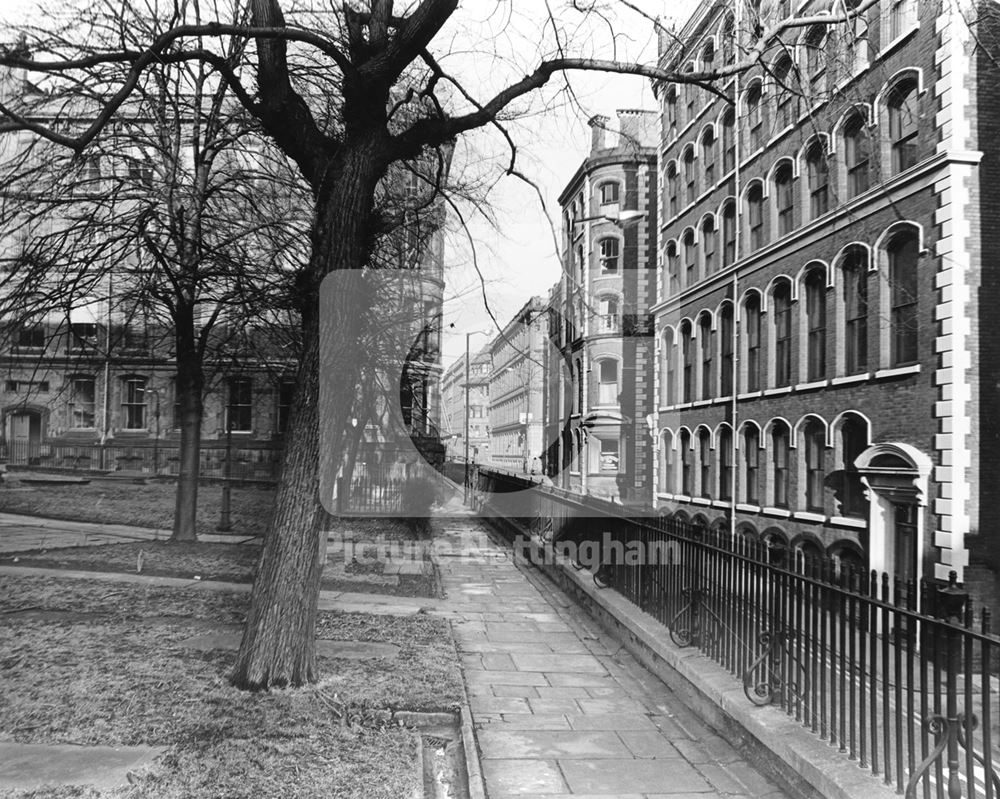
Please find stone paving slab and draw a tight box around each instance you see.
[0,742,162,792]
[430,499,791,798]
[561,758,711,794]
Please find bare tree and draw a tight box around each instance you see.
[0,1,310,541]
[0,0,892,689]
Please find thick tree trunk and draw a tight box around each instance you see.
[231,147,381,689]
[171,310,205,543]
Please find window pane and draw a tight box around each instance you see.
[889,236,919,365]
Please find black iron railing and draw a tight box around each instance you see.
[467,464,1000,799]
[2,439,281,481]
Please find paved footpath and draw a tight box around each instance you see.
[431,498,790,799]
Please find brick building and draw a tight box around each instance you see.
[440,341,493,464]
[651,0,998,591]
[544,110,659,503]
[490,297,546,474]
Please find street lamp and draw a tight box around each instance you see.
[464,330,491,500]
[571,209,645,227]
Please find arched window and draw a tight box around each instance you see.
[680,429,694,495]
[771,422,791,508]
[774,163,794,236]
[598,295,619,333]
[661,431,675,493]
[803,419,826,512]
[745,293,762,392]
[701,40,715,71]
[772,55,796,130]
[773,282,792,387]
[683,63,697,123]
[662,330,676,405]
[665,86,678,134]
[846,0,870,70]
[840,415,868,517]
[888,232,919,365]
[722,14,736,65]
[702,128,717,187]
[666,240,680,296]
[722,109,736,173]
[599,237,620,272]
[844,113,871,197]
[746,184,765,250]
[747,84,763,151]
[683,229,697,287]
[719,304,734,396]
[666,162,679,217]
[763,528,788,567]
[888,82,919,174]
[722,201,737,266]
[806,141,829,219]
[842,249,869,374]
[597,359,619,405]
[805,270,827,381]
[803,25,827,97]
[719,427,733,501]
[599,181,620,205]
[744,425,760,504]
[885,0,916,42]
[702,217,717,275]
[681,321,695,403]
[683,146,697,204]
[699,428,712,499]
[699,314,713,400]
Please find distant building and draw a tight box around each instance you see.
[544,109,659,503]
[439,342,493,464]
[490,298,546,474]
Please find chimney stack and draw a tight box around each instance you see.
[588,115,610,154]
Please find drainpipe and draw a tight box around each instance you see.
[730,2,743,542]
[100,270,113,463]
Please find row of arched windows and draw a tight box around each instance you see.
[662,70,924,289]
[663,0,914,142]
[659,222,921,405]
[658,411,869,519]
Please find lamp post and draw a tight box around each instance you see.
[217,409,233,532]
[464,330,490,500]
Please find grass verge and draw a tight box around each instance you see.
[0,575,462,798]
[0,477,274,538]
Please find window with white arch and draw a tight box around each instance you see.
[598,181,620,205]
[839,414,868,518]
[662,330,676,406]
[598,237,620,272]
[804,270,827,382]
[841,248,869,374]
[887,232,919,366]
[802,419,827,512]
[718,426,733,501]
[699,314,713,401]
[596,359,619,405]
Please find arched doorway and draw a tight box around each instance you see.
[853,442,932,583]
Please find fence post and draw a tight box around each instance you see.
[904,571,968,799]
